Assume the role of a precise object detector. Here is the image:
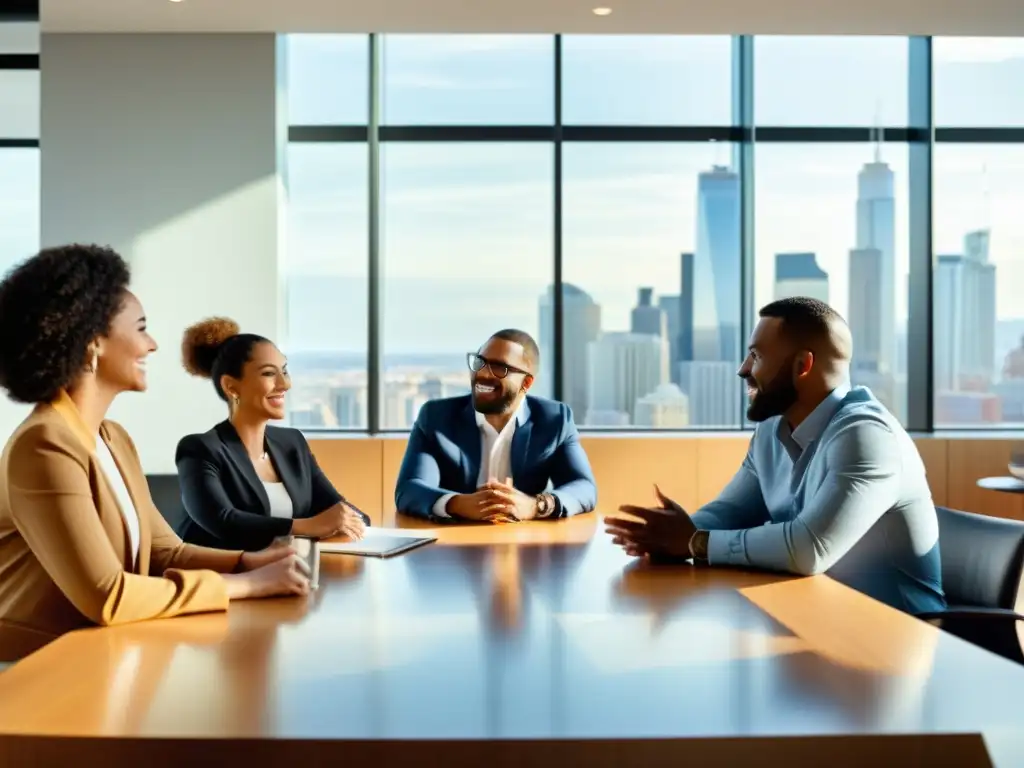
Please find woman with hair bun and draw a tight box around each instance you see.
[0,246,311,661]
[175,318,367,551]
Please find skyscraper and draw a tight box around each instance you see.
[587,332,668,425]
[635,383,689,428]
[658,293,681,385]
[934,229,997,393]
[848,144,897,381]
[631,287,667,337]
[539,283,601,418]
[693,167,741,363]
[774,252,829,303]
[679,360,738,427]
[678,250,695,364]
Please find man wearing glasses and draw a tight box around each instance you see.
[395,329,597,522]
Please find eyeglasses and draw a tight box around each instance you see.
[466,353,531,380]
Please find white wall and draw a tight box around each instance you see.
[40,33,282,472]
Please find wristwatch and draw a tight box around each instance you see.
[535,493,556,518]
[688,529,710,564]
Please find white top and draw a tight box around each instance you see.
[433,399,527,518]
[94,436,141,567]
[262,480,295,518]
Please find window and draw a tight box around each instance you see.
[381,35,553,125]
[0,18,39,275]
[287,35,369,125]
[932,145,1024,428]
[755,143,910,424]
[283,144,369,429]
[0,149,39,274]
[380,143,553,428]
[561,143,742,428]
[934,38,1024,127]
[561,36,732,126]
[754,36,908,126]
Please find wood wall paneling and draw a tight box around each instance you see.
[307,438,384,526]
[946,439,1024,521]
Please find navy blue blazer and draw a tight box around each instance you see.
[395,395,597,520]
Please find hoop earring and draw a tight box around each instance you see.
[88,350,98,374]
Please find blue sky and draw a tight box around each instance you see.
[283,34,1024,354]
[2,34,1024,357]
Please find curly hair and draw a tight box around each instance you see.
[0,244,131,404]
[181,317,270,402]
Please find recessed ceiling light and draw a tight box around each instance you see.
[169,0,184,3]
[592,7,612,16]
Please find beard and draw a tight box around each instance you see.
[472,378,520,415]
[745,357,799,422]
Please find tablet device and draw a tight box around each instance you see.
[319,528,436,558]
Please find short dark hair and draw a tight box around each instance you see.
[488,329,540,371]
[181,317,272,402]
[0,244,131,404]
[758,297,846,347]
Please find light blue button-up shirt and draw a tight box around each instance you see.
[694,385,946,614]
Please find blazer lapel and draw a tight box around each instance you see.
[510,399,533,482]
[264,432,302,518]
[216,421,271,515]
[458,399,482,488]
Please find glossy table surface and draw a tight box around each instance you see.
[0,514,1022,766]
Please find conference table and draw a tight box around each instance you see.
[0,514,1022,767]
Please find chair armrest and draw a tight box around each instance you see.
[915,606,1024,622]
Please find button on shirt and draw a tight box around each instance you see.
[434,400,550,518]
[691,385,945,614]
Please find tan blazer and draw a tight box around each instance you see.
[0,392,243,661]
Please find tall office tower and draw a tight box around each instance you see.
[587,332,668,425]
[538,283,602,417]
[679,360,738,427]
[659,293,681,385]
[694,167,741,363]
[631,287,667,337]
[774,252,829,303]
[635,383,689,428]
[331,384,367,428]
[848,247,884,372]
[848,143,897,387]
[934,229,997,393]
[677,250,695,369]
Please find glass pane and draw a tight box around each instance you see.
[0,148,39,275]
[0,70,39,138]
[934,37,1024,127]
[287,35,368,125]
[381,35,553,125]
[283,143,369,429]
[560,143,742,429]
[381,143,552,428]
[933,145,1024,427]
[755,142,910,424]
[0,22,39,54]
[754,36,908,126]
[561,36,732,125]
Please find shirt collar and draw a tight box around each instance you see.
[474,397,528,431]
[777,383,851,453]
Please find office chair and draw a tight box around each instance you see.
[915,506,1024,665]
[145,474,190,535]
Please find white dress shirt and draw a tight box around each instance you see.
[433,400,536,518]
[94,435,141,568]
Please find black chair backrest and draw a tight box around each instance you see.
[936,506,1024,610]
[145,474,188,535]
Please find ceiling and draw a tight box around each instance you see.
[41,0,1024,36]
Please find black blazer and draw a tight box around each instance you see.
[175,421,368,551]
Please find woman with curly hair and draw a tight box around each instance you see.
[175,318,367,551]
[0,245,311,661]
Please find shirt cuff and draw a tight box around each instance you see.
[432,493,455,518]
[706,529,740,566]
